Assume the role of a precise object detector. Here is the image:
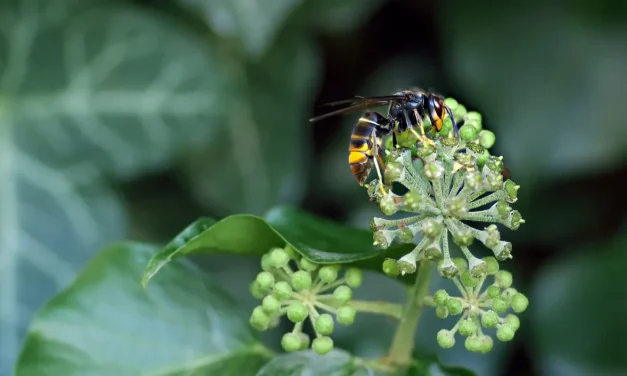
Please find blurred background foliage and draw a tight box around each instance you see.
[1,0,627,375]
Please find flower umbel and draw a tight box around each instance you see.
[368,98,527,355]
[430,259,528,352]
[369,99,524,278]
[249,245,364,355]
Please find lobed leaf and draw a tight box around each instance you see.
[15,243,273,376]
[255,349,371,376]
[0,0,231,371]
[141,206,414,287]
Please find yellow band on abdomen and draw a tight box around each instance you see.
[348,151,367,164]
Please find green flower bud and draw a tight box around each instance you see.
[333,285,352,305]
[315,313,335,336]
[491,297,509,314]
[459,318,478,337]
[298,333,311,350]
[495,270,513,288]
[483,172,503,191]
[312,336,334,355]
[447,298,463,315]
[435,306,449,319]
[261,295,281,315]
[478,130,496,149]
[511,293,529,313]
[336,306,356,325]
[422,218,443,238]
[292,270,312,291]
[496,200,511,218]
[373,230,391,248]
[479,335,493,353]
[483,256,499,275]
[444,97,459,110]
[255,272,274,291]
[424,244,443,260]
[284,244,299,259]
[496,323,515,342]
[281,333,302,352]
[397,227,415,243]
[344,267,363,288]
[464,119,482,133]
[465,170,482,189]
[447,197,469,219]
[382,259,400,277]
[508,210,524,230]
[465,335,482,353]
[460,270,479,288]
[485,225,501,249]
[465,111,482,125]
[384,161,404,182]
[455,104,468,119]
[319,265,340,283]
[269,247,290,268]
[503,180,520,201]
[468,257,487,278]
[505,314,520,331]
[300,257,319,272]
[436,329,455,349]
[261,253,273,271]
[433,289,449,306]
[287,302,308,323]
[453,230,474,247]
[492,241,513,261]
[403,190,422,212]
[250,306,270,331]
[486,285,501,299]
[459,124,478,142]
[481,310,499,328]
[452,257,468,273]
[424,161,445,180]
[273,281,293,300]
[438,258,459,278]
[438,117,453,136]
[502,287,518,302]
[380,194,398,216]
[250,281,266,299]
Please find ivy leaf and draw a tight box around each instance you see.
[141,206,413,287]
[529,236,627,374]
[181,0,304,58]
[0,0,230,371]
[15,243,274,376]
[181,33,321,216]
[255,349,371,376]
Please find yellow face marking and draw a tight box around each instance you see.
[348,151,367,164]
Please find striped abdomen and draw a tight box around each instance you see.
[348,112,388,185]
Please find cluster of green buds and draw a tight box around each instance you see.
[249,245,363,355]
[367,98,527,353]
[430,257,528,352]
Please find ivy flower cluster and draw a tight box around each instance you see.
[249,245,363,356]
[368,99,528,352]
[430,256,528,352]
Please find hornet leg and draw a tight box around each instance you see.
[371,129,387,196]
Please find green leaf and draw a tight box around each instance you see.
[529,236,627,374]
[292,0,387,35]
[15,242,273,376]
[440,0,627,184]
[255,349,370,376]
[141,206,413,287]
[409,355,477,376]
[181,33,321,215]
[181,0,304,58]
[1,0,231,371]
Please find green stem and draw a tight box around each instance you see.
[387,260,433,367]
